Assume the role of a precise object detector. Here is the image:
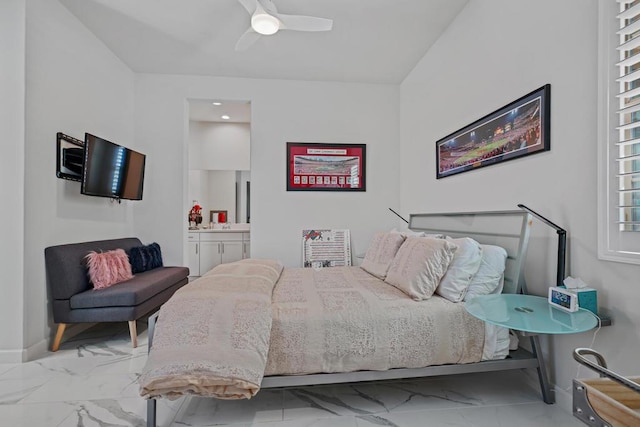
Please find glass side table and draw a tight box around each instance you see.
[465,294,599,404]
[465,294,598,334]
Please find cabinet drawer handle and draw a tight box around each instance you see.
[196,243,198,255]
[221,243,225,254]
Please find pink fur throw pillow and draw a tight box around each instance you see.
[85,249,134,290]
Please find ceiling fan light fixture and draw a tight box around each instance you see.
[251,13,280,35]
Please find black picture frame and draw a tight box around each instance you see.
[286,142,366,191]
[56,132,84,182]
[436,84,551,179]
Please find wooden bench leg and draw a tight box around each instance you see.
[52,323,67,352]
[128,320,138,348]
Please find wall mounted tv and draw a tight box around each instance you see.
[81,133,146,201]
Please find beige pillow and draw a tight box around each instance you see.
[385,237,457,301]
[360,232,406,279]
[436,237,483,302]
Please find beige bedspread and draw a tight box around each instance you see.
[139,261,485,401]
[265,266,485,375]
[138,258,283,400]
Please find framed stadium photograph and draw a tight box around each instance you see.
[287,142,366,191]
[436,84,550,179]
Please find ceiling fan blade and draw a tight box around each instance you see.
[235,28,262,51]
[237,0,258,14]
[276,14,333,32]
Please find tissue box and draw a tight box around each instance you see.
[570,288,598,315]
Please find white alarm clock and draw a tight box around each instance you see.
[548,287,578,312]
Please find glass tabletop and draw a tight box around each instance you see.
[465,294,598,334]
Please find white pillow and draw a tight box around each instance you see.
[436,237,483,302]
[464,244,508,301]
[385,237,457,301]
[390,228,444,239]
[360,232,406,279]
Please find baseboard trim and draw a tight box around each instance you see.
[554,383,574,414]
[519,365,574,414]
[0,340,48,363]
[0,323,101,363]
[24,338,49,362]
[0,348,27,363]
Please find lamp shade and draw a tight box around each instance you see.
[251,13,280,35]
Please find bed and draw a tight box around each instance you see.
[141,210,553,427]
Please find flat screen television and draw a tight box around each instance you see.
[81,133,146,201]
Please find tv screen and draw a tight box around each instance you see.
[81,133,146,200]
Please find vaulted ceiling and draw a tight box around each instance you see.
[59,0,468,84]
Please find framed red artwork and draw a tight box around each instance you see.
[286,142,366,191]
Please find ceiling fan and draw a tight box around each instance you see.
[235,0,333,51]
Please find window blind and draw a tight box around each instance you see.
[616,0,640,231]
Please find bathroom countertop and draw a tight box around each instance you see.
[188,227,250,233]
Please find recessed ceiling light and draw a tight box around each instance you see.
[212,102,222,106]
[221,115,231,120]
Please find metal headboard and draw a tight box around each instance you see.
[409,210,532,295]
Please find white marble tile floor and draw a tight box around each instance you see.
[0,322,584,426]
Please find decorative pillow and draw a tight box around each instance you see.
[464,244,508,301]
[385,237,457,301]
[128,242,163,274]
[85,249,133,290]
[436,237,483,302]
[360,232,406,279]
[390,228,444,239]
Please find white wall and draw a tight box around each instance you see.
[188,170,237,225]
[207,170,237,223]
[400,0,640,407]
[134,75,400,269]
[188,120,250,225]
[189,121,250,171]
[14,0,136,361]
[188,169,209,221]
[0,0,26,358]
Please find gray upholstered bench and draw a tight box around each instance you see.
[45,237,189,351]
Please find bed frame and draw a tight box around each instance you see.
[146,210,554,427]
